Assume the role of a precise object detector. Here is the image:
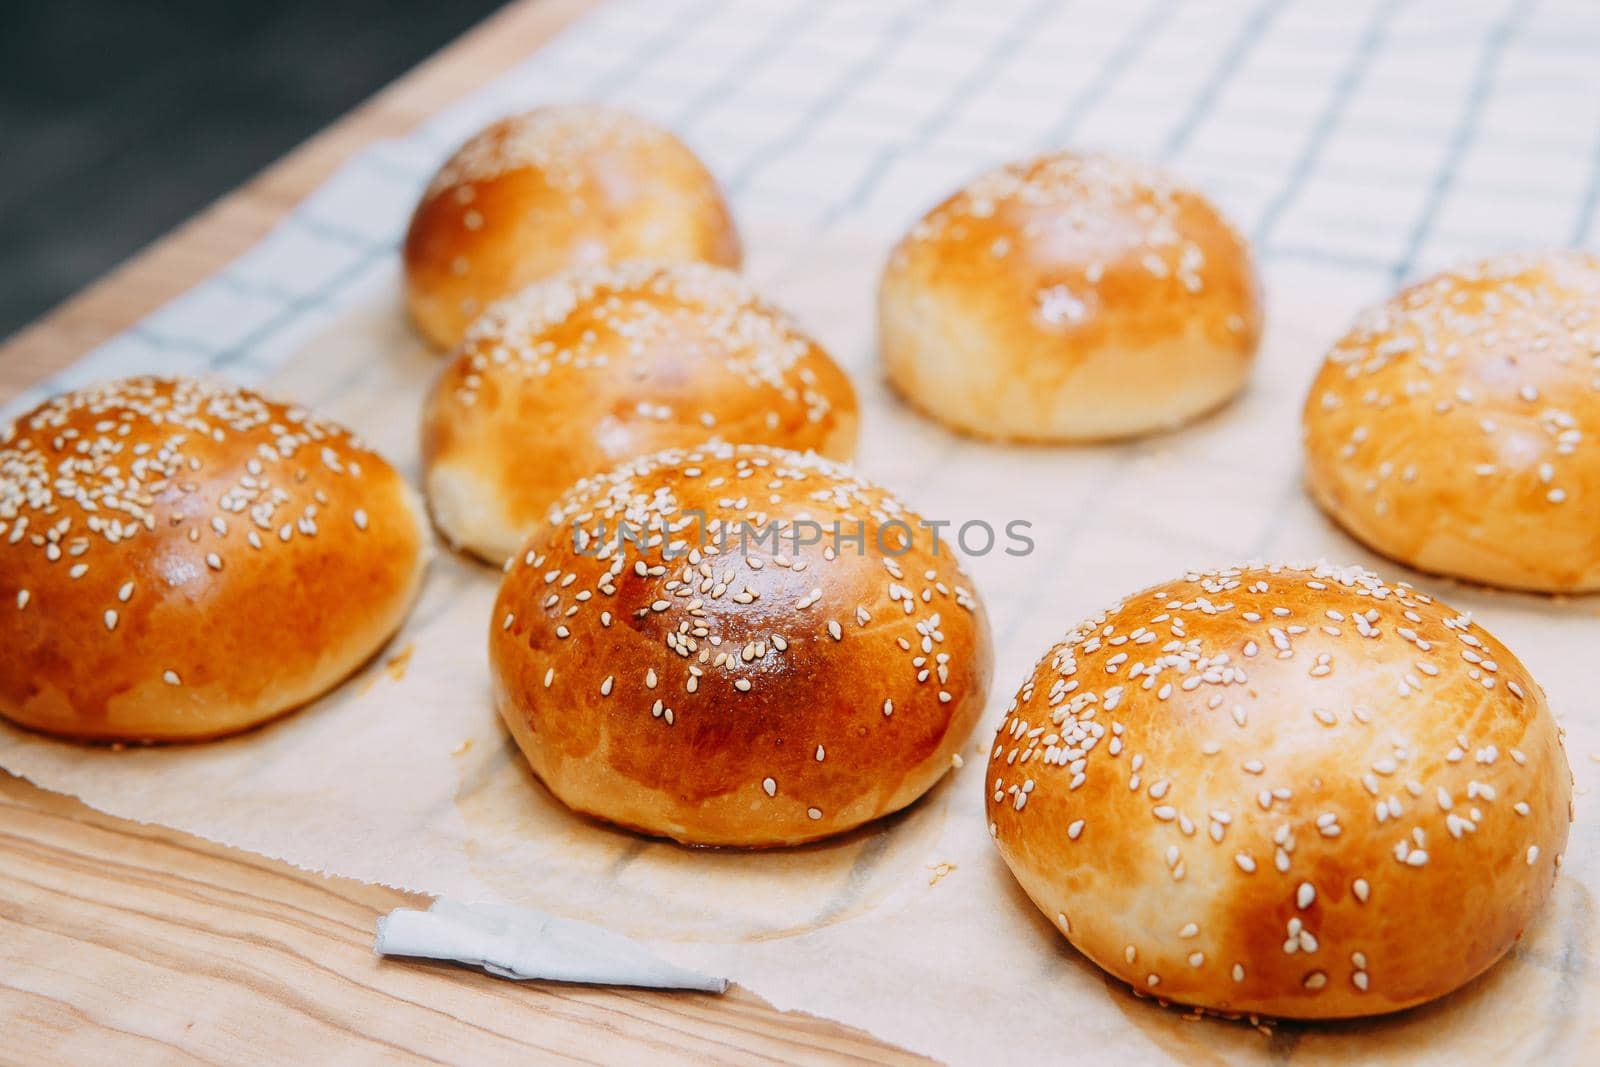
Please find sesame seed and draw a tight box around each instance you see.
[807,807,822,820]
[104,609,118,631]
[762,777,777,797]
[353,508,369,531]
[599,675,614,696]
[162,669,181,686]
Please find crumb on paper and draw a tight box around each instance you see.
[950,752,964,769]
[386,644,415,681]
[365,643,416,691]
[928,861,956,886]
[452,738,473,756]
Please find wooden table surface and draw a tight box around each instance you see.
[0,2,926,1061]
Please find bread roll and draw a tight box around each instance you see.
[879,151,1262,441]
[987,562,1571,1018]
[0,377,429,742]
[422,261,858,564]
[404,105,741,349]
[490,443,992,846]
[1303,250,1600,592]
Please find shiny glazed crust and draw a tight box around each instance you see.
[986,562,1571,1018]
[404,105,741,349]
[422,262,859,563]
[0,377,429,741]
[490,443,993,846]
[880,151,1262,441]
[1303,250,1600,592]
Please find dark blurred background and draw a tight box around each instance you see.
[0,0,503,343]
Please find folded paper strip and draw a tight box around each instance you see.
[375,898,729,993]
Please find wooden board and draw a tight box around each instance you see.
[0,2,926,1061]
[0,771,926,1064]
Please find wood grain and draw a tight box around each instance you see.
[0,771,929,1065]
[0,1,927,1061]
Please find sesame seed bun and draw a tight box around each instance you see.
[490,443,992,846]
[404,105,741,350]
[0,377,429,742]
[1303,251,1600,593]
[879,151,1262,442]
[422,262,859,565]
[987,562,1571,1019]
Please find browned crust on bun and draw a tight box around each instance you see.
[1303,250,1600,592]
[490,443,993,846]
[404,104,741,349]
[880,151,1262,442]
[987,561,1571,1019]
[422,261,858,563]
[0,376,428,741]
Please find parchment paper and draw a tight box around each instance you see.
[2,225,1596,1064]
[6,0,1600,1061]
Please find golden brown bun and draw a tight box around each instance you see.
[0,377,429,742]
[421,261,859,564]
[879,151,1262,442]
[404,105,741,349]
[987,562,1571,1019]
[490,443,992,846]
[1303,251,1600,593]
